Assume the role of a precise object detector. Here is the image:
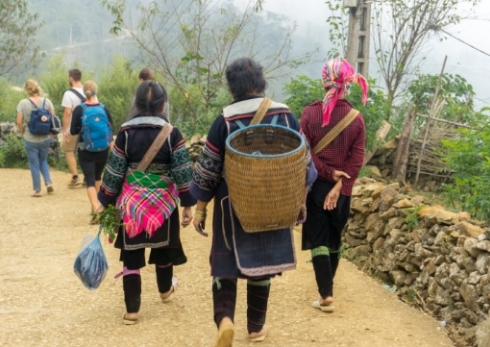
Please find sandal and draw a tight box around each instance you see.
[31,191,42,197]
[122,313,138,325]
[47,185,54,194]
[215,320,234,347]
[312,299,335,312]
[249,325,268,342]
[161,277,178,303]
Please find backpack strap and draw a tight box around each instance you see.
[136,123,173,172]
[313,108,360,154]
[28,99,38,108]
[70,88,86,102]
[250,98,273,125]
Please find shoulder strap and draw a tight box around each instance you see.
[70,88,86,102]
[250,98,273,125]
[313,108,360,154]
[28,99,38,108]
[136,123,173,172]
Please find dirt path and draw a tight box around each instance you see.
[0,169,455,347]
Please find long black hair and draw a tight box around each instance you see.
[225,58,267,100]
[135,80,167,114]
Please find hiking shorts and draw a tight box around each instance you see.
[61,134,79,153]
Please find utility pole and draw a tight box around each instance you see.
[344,0,371,77]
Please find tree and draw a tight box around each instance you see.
[101,0,314,133]
[0,0,44,76]
[325,0,481,119]
[372,0,480,116]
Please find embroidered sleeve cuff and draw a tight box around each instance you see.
[190,182,215,203]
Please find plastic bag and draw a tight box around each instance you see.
[73,226,108,290]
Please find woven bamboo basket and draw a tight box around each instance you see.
[224,124,306,233]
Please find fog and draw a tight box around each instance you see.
[236,0,490,109]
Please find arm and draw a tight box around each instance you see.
[97,131,129,207]
[16,113,24,135]
[170,128,196,208]
[189,116,227,202]
[342,117,366,183]
[70,106,82,135]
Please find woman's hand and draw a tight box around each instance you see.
[333,170,350,182]
[181,207,193,228]
[96,205,106,213]
[193,209,208,237]
[296,205,307,225]
[324,180,342,211]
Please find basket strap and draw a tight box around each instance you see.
[136,123,173,172]
[271,114,279,125]
[313,108,359,154]
[235,120,246,129]
[250,98,273,125]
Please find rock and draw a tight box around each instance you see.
[351,198,371,216]
[434,231,448,246]
[389,270,407,287]
[468,271,482,285]
[425,259,437,276]
[457,222,485,238]
[363,182,384,197]
[476,254,489,275]
[460,279,479,311]
[371,185,385,199]
[478,234,488,242]
[462,257,478,273]
[370,198,381,213]
[419,205,470,226]
[373,237,385,252]
[379,187,397,214]
[352,245,370,258]
[464,238,482,258]
[366,165,382,178]
[476,240,490,252]
[386,182,400,191]
[345,233,363,247]
[393,198,414,209]
[365,213,380,231]
[474,318,490,347]
[410,195,425,206]
[380,207,397,221]
[410,230,421,243]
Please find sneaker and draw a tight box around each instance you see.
[68,177,82,188]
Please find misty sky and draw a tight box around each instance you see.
[235,0,490,109]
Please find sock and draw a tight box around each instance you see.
[212,278,237,328]
[311,246,333,299]
[156,263,173,293]
[330,251,340,279]
[123,274,141,313]
[72,175,78,180]
[247,279,271,334]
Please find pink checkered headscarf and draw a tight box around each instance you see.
[321,58,368,126]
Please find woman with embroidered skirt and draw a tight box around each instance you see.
[190,58,317,347]
[301,58,367,312]
[97,81,195,324]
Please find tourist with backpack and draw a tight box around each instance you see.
[70,80,114,223]
[16,79,56,197]
[61,69,86,188]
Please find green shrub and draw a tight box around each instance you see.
[97,56,140,130]
[0,78,24,122]
[441,115,490,220]
[0,134,28,168]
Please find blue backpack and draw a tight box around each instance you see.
[80,103,112,152]
[28,99,52,135]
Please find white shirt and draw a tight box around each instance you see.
[61,87,85,110]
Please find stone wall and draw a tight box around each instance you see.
[344,178,490,347]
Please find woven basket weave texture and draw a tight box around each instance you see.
[225,125,306,233]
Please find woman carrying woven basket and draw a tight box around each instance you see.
[190,57,317,346]
[301,57,367,312]
[96,81,195,324]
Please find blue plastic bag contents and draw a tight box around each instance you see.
[73,226,108,290]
